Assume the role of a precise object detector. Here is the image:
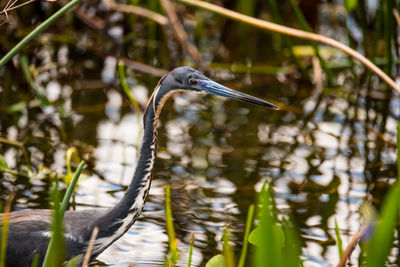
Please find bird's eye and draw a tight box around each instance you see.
[189,79,198,86]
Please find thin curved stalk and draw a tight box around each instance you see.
[176,0,400,94]
[81,226,99,267]
[0,0,81,69]
[60,161,85,214]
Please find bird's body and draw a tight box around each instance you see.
[0,66,278,266]
[1,209,102,265]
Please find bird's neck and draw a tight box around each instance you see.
[94,85,177,242]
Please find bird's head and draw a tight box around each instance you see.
[157,66,279,110]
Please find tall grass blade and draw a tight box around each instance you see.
[366,182,400,266]
[60,161,85,214]
[238,204,254,267]
[0,0,81,68]
[334,218,343,258]
[282,219,302,267]
[30,253,39,267]
[42,178,65,266]
[222,228,235,267]
[397,122,400,179]
[165,184,179,266]
[42,161,85,267]
[254,185,283,267]
[0,193,15,267]
[187,232,194,267]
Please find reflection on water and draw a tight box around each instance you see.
[3,81,398,266]
[1,1,400,266]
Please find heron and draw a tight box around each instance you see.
[0,66,278,266]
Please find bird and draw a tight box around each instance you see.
[0,66,278,266]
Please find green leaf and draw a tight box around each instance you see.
[206,254,225,267]
[366,182,400,267]
[254,186,284,267]
[249,224,284,249]
[0,155,10,172]
[282,219,303,267]
[344,0,357,12]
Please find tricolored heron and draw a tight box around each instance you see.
[0,66,278,266]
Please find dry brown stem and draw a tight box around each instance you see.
[81,226,99,267]
[160,0,204,69]
[4,192,15,213]
[337,226,369,267]
[90,49,168,76]
[176,0,400,94]
[103,0,168,26]
[393,9,400,28]
[312,56,323,95]
[0,0,37,16]
[120,57,168,77]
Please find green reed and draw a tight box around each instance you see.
[187,233,194,267]
[0,194,14,267]
[366,180,400,266]
[334,218,343,258]
[0,0,81,69]
[237,204,254,267]
[42,161,85,267]
[165,184,179,266]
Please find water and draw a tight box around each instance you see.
[0,1,399,266]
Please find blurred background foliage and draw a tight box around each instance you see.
[0,0,399,266]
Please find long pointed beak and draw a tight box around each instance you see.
[196,80,279,110]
